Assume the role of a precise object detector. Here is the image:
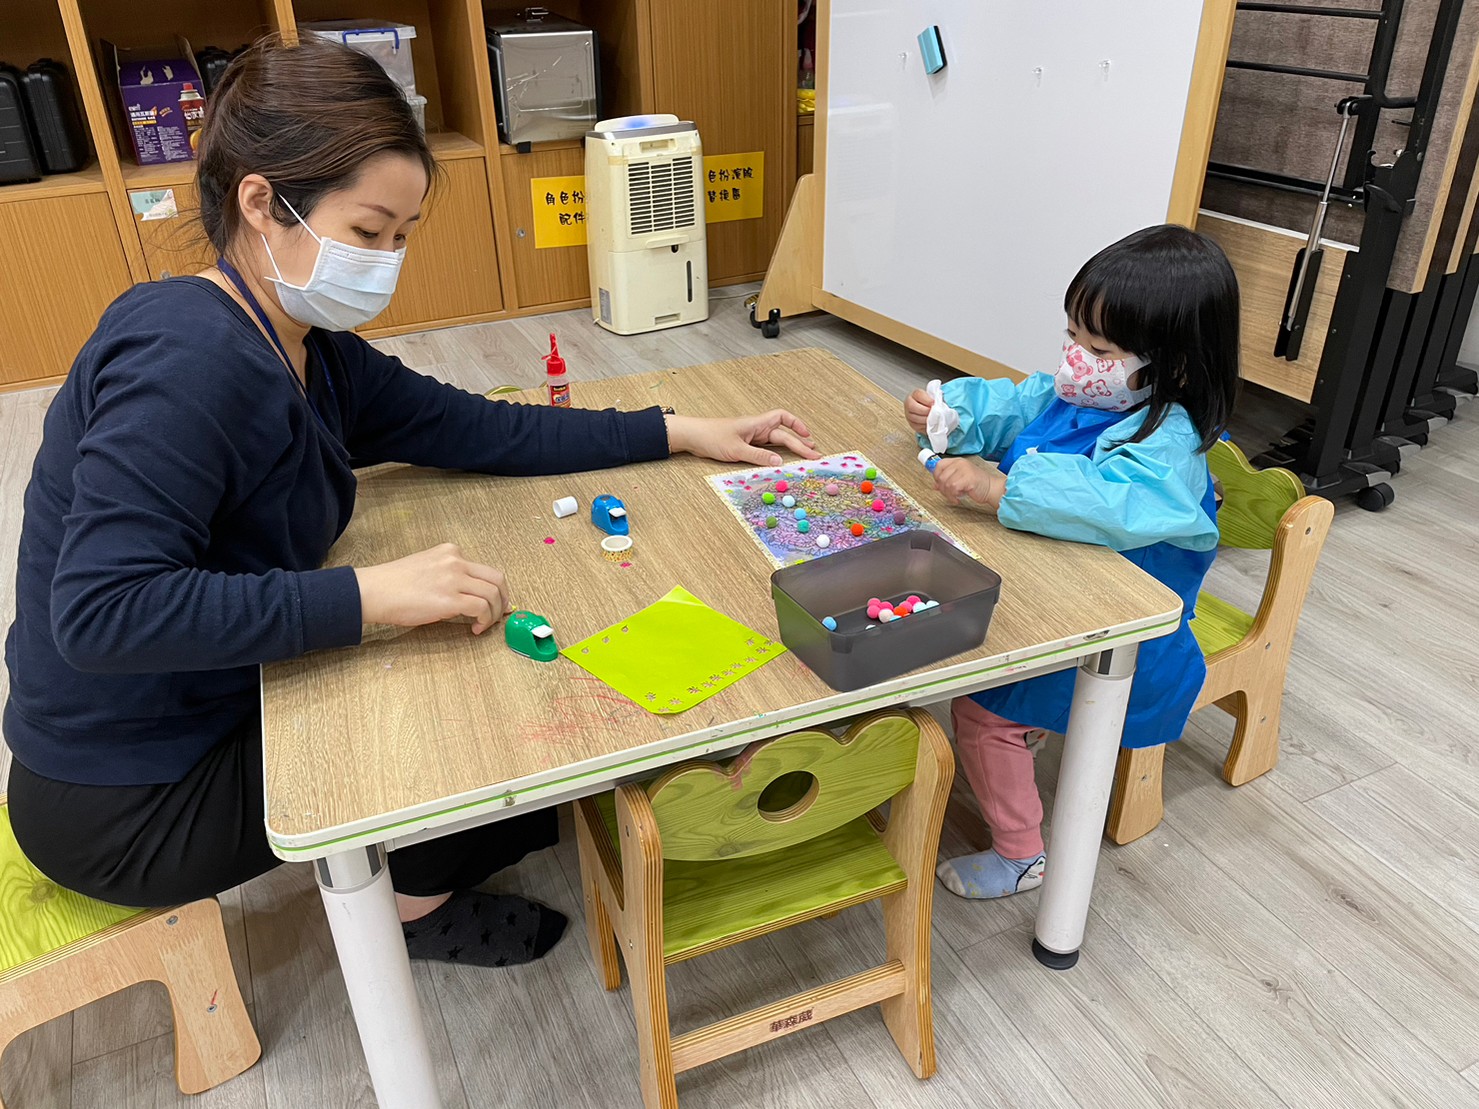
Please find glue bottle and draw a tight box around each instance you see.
[544,333,571,408]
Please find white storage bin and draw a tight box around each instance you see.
[302,19,418,96]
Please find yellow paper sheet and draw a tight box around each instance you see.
[560,587,786,714]
[702,151,764,223]
[530,175,588,248]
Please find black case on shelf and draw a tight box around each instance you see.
[195,47,235,96]
[0,63,43,185]
[21,59,90,175]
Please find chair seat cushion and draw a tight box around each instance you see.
[598,795,907,961]
[1190,591,1254,659]
[0,805,142,974]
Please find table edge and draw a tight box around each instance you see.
[265,607,1181,860]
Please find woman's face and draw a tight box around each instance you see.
[259,152,428,286]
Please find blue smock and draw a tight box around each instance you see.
[927,373,1219,747]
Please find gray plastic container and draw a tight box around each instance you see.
[771,530,1002,692]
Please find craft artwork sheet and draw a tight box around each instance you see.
[706,452,974,568]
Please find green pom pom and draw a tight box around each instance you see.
[797,520,811,533]
[863,467,878,480]
[765,516,778,528]
[761,491,776,504]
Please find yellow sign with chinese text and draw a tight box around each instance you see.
[702,152,764,223]
[530,175,588,248]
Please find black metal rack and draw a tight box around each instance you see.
[1215,0,1468,510]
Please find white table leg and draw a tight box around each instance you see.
[316,846,440,1107]
[1033,643,1138,970]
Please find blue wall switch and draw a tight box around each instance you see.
[918,26,946,74]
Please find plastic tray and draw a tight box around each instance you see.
[771,530,1002,692]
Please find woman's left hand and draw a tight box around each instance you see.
[933,456,1006,511]
[665,410,821,466]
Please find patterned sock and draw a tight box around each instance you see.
[936,849,1046,900]
[401,891,567,967]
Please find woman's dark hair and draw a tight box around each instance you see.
[1064,224,1240,452]
[197,34,436,256]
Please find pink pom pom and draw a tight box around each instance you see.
[871,498,885,512]
[774,480,789,493]
[907,595,921,606]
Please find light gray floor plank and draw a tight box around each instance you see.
[70,1008,265,1109]
[1306,764,1479,941]
[1,1015,72,1109]
[1089,821,1477,1107]
[960,921,1284,1109]
[1160,738,1479,1070]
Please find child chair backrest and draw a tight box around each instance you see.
[1209,439,1305,550]
[645,712,920,861]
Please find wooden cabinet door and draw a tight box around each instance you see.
[366,157,504,331]
[132,183,213,280]
[499,145,592,310]
[647,0,793,283]
[0,193,132,388]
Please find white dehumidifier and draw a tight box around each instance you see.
[584,114,708,335]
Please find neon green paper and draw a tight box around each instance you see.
[560,587,787,714]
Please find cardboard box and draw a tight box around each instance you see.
[104,38,204,166]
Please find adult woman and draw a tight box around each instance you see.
[2,36,818,968]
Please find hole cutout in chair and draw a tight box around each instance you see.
[758,770,819,822]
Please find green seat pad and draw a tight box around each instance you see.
[0,805,143,974]
[1190,591,1254,659]
[598,794,906,961]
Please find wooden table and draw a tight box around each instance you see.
[262,350,1182,1108]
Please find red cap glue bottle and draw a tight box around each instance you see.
[545,333,571,408]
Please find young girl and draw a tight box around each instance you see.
[905,224,1239,899]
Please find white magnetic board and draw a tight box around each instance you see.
[823,1,1206,375]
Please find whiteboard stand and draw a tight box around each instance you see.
[759,0,1237,381]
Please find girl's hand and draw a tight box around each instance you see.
[905,389,933,435]
[665,410,821,466]
[933,457,1006,512]
[355,543,512,635]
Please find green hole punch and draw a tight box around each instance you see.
[506,610,558,662]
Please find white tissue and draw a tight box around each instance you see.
[925,379,960,454]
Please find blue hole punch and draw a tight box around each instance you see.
[592,494,630,536]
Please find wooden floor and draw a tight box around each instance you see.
[3,288,1479,1107]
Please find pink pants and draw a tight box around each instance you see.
[950,696,1045,859]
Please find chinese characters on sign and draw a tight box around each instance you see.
[530,175,588,248]
[702,151,764,224]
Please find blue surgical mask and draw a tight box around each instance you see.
[261,197,404,331]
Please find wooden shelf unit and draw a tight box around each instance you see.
[0,0,795,390]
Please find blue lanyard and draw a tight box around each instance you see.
[216,257,338,430]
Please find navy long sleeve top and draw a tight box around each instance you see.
[3,278,670,785]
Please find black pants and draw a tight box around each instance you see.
[7,722,557,908]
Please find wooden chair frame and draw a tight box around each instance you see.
[574,708,954,1109]
[1107,493,1335,843]
[0,896,259,1104]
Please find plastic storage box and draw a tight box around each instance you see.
[302,20,418,96]
[0,64,42,185]
[21,60,90,175]
[406,92,426,133]
[771,530,1002,692]
[486,7,600,145]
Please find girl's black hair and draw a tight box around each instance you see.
[1064,224,1240,452]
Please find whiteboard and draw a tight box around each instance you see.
[823,1,1206,376]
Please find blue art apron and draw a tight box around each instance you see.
[970,402,1218,748]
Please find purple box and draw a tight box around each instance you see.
[105,39,204,166]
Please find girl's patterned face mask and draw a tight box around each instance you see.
[1053,340,1152,411]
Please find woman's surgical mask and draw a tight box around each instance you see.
[261,196,404,331]
[1053,340,1152,411]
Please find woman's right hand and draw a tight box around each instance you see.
[355,543,512,635]
[905,388,934,435]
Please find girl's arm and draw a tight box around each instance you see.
[923,373,1058,459]
[338,339,671,475]
[996,413,1219,552]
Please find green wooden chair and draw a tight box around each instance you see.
[1107,439,1335,843]
[574,708,953,1109]
[0,800,259,1103]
